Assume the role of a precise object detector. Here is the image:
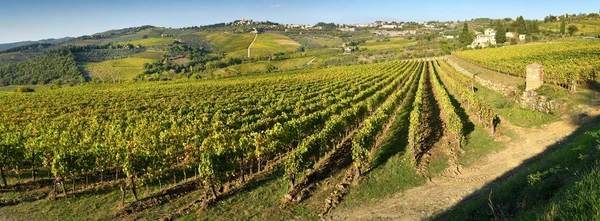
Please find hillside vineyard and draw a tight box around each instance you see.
[0,62,416,196]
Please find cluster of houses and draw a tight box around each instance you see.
[233,19,256,26]
[469,28,527,48]
[372,30,418,37]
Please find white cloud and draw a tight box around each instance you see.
[271,4,282,8]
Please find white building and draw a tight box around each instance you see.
[519,34,527,41]
[470,34,496,48]
[338,27,356,32]
[380,25,398,29]
[484,28,496,37]
[506,32,517,39]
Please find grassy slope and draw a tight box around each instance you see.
[540,19,600,35]
[85,57,156,82]
[250,33,301,58]
[225,57,313,74]
[362,38,418,50]
[203,32,255,53]
[434,122,600,221]
[447,55,523,88]
[130,50,164,60]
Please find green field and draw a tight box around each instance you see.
[84,57,156,82]
[362,38,418,50]
[203,32,255,53]
[130,50,164,60]
[224,57,314,74]
[249,33,301,58]
[296,36,344,48]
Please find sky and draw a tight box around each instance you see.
[0,0,598,43]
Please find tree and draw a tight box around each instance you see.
[560,20,566,35]
[514,16,527,34]
[568,25,579,35]
[495,23,507,44]
[459,23,474,46]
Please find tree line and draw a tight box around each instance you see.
[0,49,83,86]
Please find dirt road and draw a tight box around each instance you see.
[331,109,600,220]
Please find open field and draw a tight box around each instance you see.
[84,57,156,82]
[249,33,302,58]
[222,56,314,74]
[362,38,419,50]
[203,32,255,53]
[130,50,164,60]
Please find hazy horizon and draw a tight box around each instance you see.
[1,0,599,44]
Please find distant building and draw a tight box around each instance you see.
[506,32,517,39]
[443,35,455,39]
[380,25,398,29]
[339,27,356,32]
[250,28,258,34]
[470,33,496,48]
[519,34,527,41]
[484,28,496,37]
[372,30,416,37]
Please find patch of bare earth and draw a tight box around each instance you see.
[274,40,300,46]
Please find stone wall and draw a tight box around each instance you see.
[520,90,560,114]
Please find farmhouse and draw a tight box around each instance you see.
[470,33,496,48]
[506,32,516,38]
[484,28,496,37]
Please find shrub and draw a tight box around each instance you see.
[15,86,35,93]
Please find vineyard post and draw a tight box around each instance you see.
[120,182,126,206]
[61,178,68,199]
[0,167,7,187]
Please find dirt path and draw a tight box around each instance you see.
[331,108,600,221]
[248,34,258,59]
[306,57,317,65]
